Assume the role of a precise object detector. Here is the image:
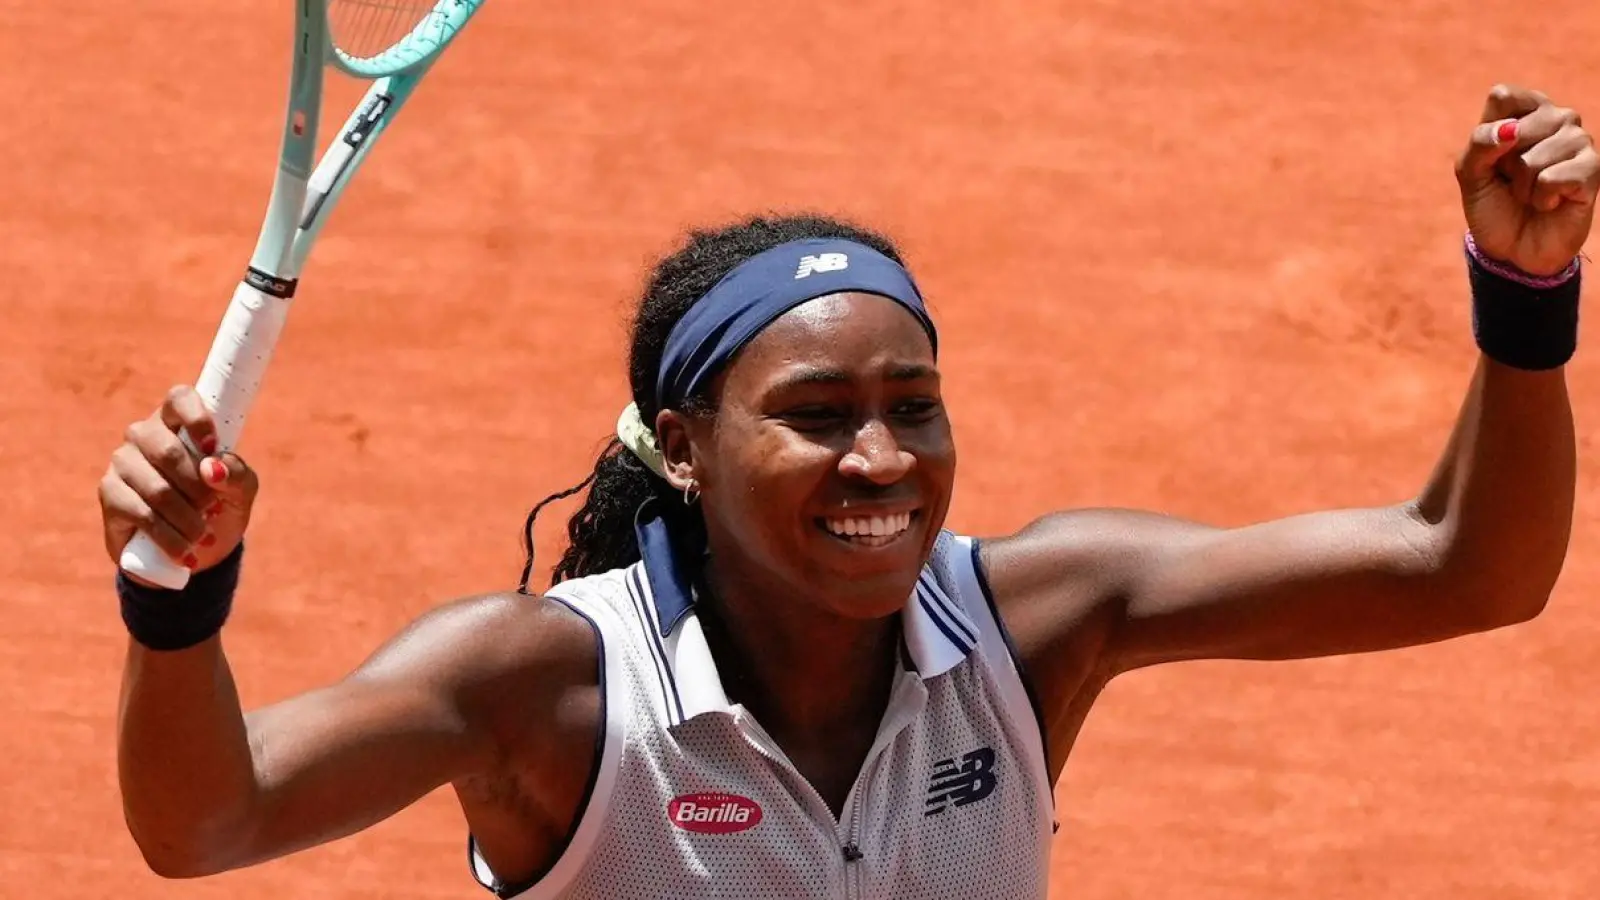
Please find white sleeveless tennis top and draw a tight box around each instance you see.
[469,530,1055,899]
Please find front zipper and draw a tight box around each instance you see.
[728,710,855,897]
[840,750,888,899]
[731,672,925,900]
[838,673,927,900]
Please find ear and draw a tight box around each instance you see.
[653,408,701,492]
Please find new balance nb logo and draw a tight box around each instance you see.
[924,747,997,816]
[794,252,848,279]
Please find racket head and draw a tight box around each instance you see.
[325,0,487,78]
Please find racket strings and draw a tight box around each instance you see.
[328,0,444,59]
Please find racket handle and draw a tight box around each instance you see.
[120,533,194,590]
[119,280,293,590]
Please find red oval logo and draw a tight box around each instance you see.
[668,792,764,834]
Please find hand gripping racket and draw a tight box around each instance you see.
[120,0,489,589]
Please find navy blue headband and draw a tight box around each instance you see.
[653,238,937,411]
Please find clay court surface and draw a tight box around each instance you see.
[9,1,1600,897]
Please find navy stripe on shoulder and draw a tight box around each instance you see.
[919,571,978,647]
[626,567,685,725]
[915,584,975,654]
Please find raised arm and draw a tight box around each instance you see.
[101,387,599,879]
[979,84,1595,772]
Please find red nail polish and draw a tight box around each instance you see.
[1497,120,1519,144]
[203,458,225,484]
[182,553,198,568]
[199,533,217,548]
[206,500,223,517]
[200,436,218,455]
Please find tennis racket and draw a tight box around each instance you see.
[119,0,489,589]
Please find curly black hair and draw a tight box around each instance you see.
[518,212,907,591]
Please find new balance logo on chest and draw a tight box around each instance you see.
[924,747,997,816]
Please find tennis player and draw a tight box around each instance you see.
[100,84,1595,899]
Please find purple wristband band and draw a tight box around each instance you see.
[1464,230,1580,288]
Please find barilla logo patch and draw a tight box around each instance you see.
[668,792,763,834]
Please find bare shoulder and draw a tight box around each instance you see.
[352,589,600,703]
[341,588,602,793]
[977,507,1207,613]
[365,590,604,884]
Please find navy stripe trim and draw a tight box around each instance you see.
[915,584,975,654]
[919,572,978,647]
[466,594,608,898]
[627,567,685,726]
[969,538,1053,808]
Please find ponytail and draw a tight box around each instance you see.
[519,438,706,591]
[520,439,653,591]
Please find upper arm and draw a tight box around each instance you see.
[230,592,598,870]
[983,501,1522,685]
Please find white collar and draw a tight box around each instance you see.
[630,563,978,725]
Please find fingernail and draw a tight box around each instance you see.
[1497,120,1519,144]
[200,436,218,455]
[199,532,217,548]
[203,458,226,484]
[206,500,223,518]
[182,552,198,568]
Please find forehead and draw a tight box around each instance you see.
[735,292,937,372]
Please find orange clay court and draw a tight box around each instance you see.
[7,2,1600,897]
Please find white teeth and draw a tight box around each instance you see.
[823,512,912,540]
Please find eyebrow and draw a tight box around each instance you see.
[766,363,940,392]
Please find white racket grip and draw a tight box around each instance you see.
[119,280,292,590]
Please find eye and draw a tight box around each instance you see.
[781,405,849,430]
[893,398,942,421]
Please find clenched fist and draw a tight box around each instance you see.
[99,386,259,585]
[1457,84,1600,276]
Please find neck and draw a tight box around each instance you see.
[697,556,901,742]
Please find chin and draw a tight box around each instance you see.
[803,512,936,615]
[802,574,917,621]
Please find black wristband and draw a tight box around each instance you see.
[1466,233,1582,371]
[117,542,243,651]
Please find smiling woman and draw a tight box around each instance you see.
[478,215,1056,898]
[101,84,1595,900]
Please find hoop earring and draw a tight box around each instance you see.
[682,479,700,506]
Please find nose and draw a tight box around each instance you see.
[838,418,916,485]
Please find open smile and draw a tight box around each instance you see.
[814,511,920,548]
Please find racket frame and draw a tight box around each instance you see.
[118,0,481,589]
[328,0,484,79]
